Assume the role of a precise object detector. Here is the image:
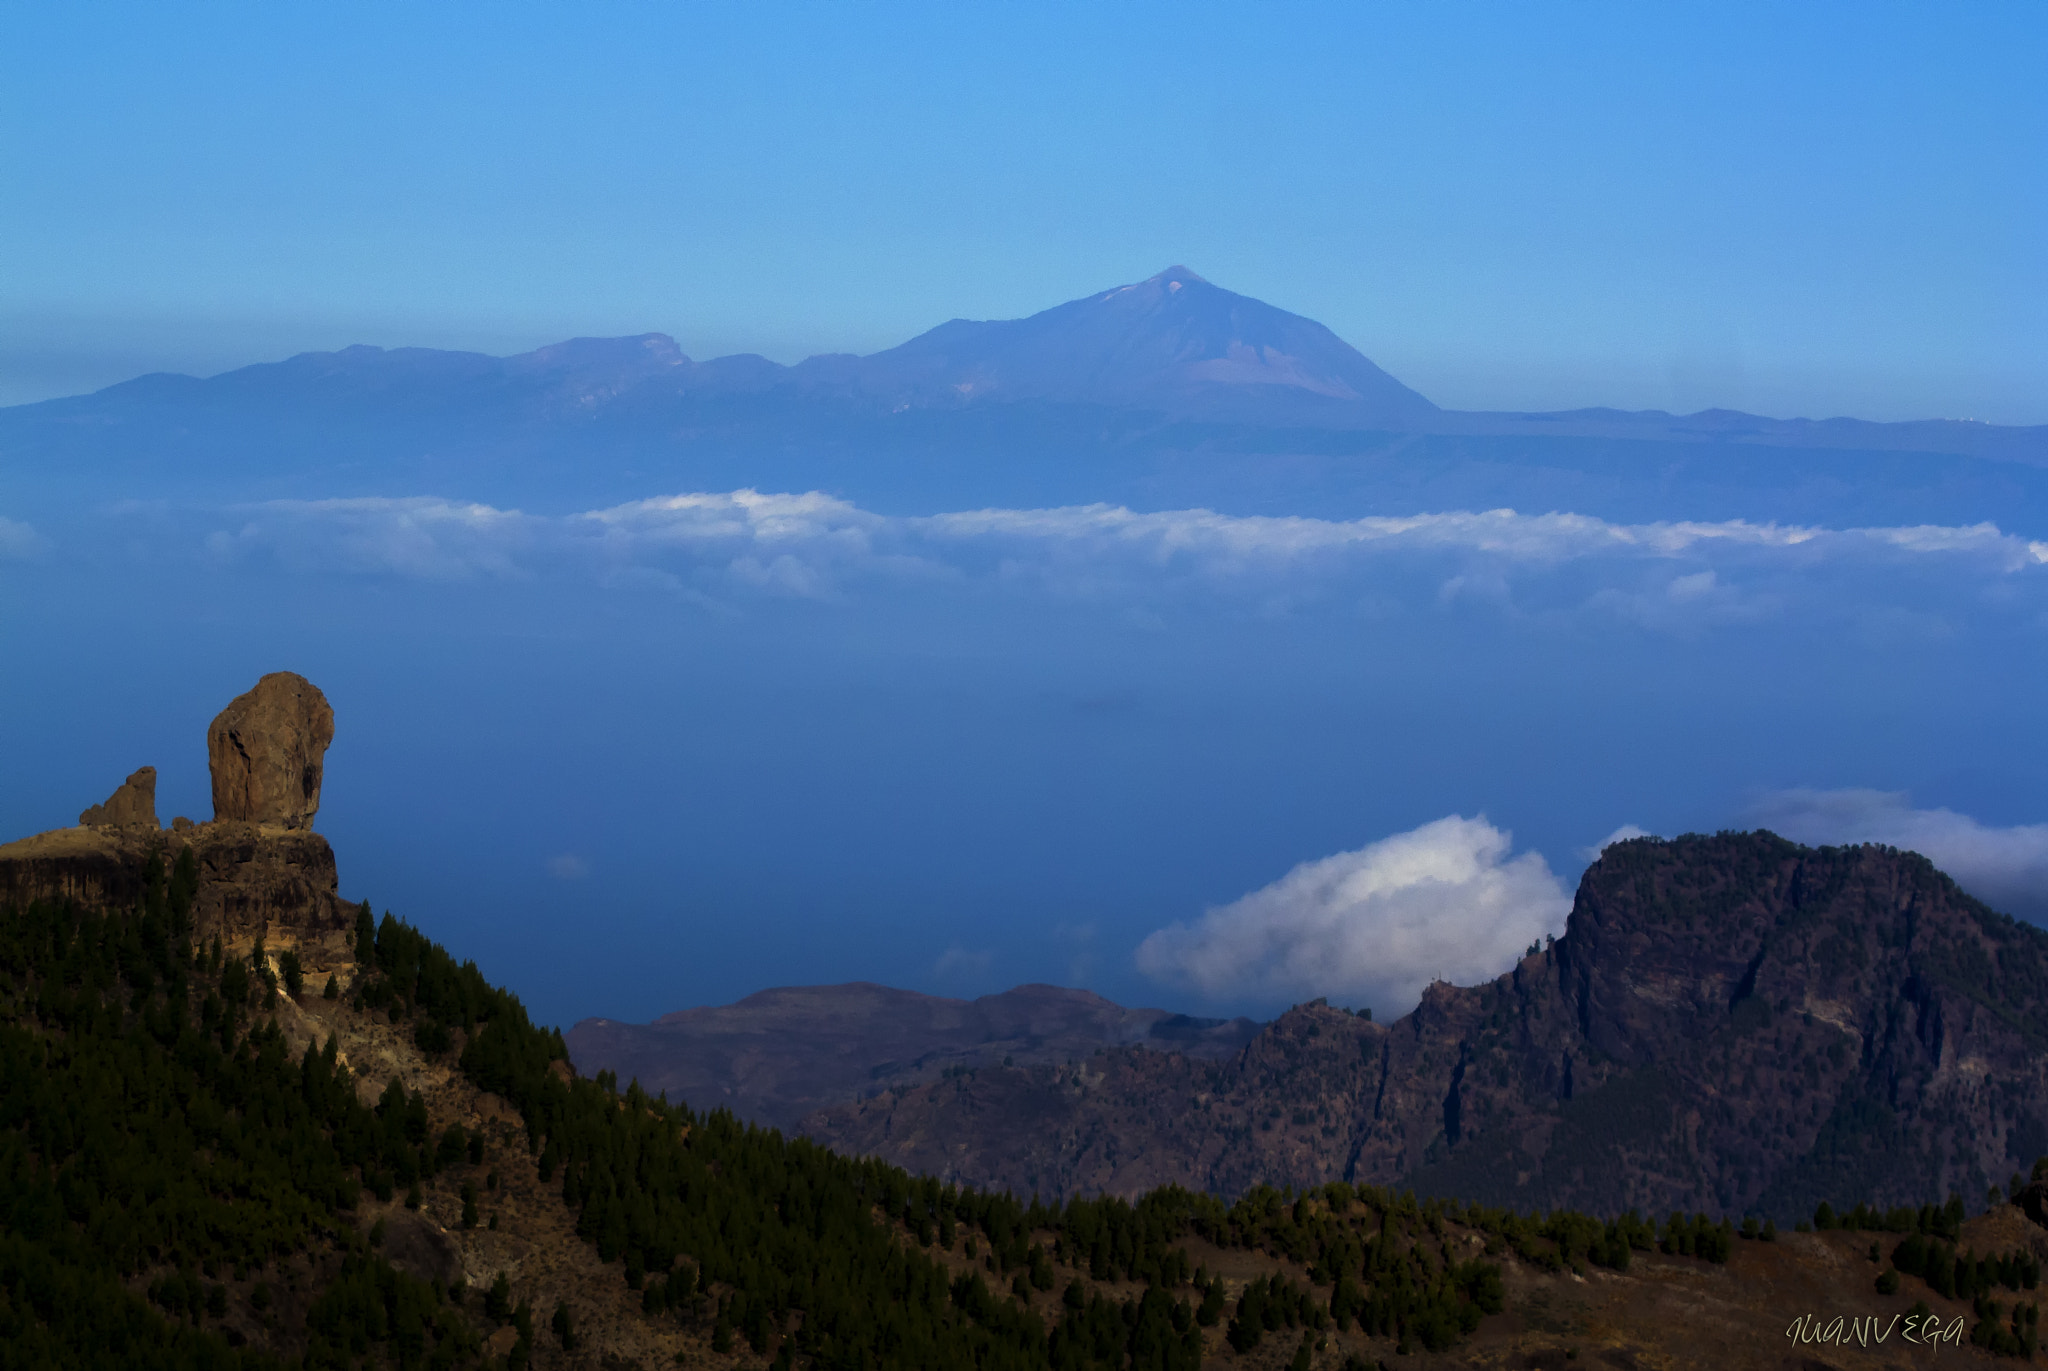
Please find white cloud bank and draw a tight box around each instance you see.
[184,491,2048,627]
[1135,815,1571,1017]
[1752,789,2048,919]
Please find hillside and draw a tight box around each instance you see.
[5,674,2048,1369]
[566,982,1261,1133]
[804,833,2048,1221]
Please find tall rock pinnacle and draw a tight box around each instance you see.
[208,672,335,828]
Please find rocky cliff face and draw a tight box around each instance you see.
[0,821,359,974]
[804,833,2048,1219]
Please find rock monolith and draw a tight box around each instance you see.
[208,672,335,829]
[79,766,159,828]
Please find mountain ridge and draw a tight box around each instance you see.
[14,266,2041,456]
[565,980,1262,1133]
[798,832,2048,1220]
[9,266,2047,531]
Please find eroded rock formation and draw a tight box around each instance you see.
[1,673,356,974]
[79,766,159,828]
[208,672,334,828]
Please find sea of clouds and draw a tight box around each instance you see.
[43,488,2034,634]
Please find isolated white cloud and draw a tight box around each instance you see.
[933,946,995,980]
[0,515,48,559]
[1135,815,1571,1016]
[1751,789,2048,919]
[1580,824,1654,862]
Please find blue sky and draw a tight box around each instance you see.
[5,4,2048,1031]
[4,2,2043,421]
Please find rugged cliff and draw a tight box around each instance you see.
[804,833,2048,1219]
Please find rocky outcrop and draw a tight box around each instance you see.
[2,673,356,974]
[208,672,334,828]
[804,833,2048,1220]
[0,820,359,975]
[78,765,159,828]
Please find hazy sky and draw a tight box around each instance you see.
[4,2,2043,421]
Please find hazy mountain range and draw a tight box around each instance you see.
[566,981,1261,1133]
[7,266,2046,529]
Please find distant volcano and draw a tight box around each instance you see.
[842,265,1440,424]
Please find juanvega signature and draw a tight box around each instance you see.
[1786,1312,1965,1351]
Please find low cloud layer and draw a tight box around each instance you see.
[1135,815,1572,1017]
[0,515,46,560]
[933,946,995,982]
[1752,789,2048,919]
[161,490,2048,632]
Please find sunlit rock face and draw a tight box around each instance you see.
[79,766,158,828]
[208,671,334,829]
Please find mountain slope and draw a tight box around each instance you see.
[804,833,2048,1220]
[7,847,2042,1371]
[6,690,2048,1368]
[566,981,1262,1133]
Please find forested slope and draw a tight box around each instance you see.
[0,841,1529,1369]
[5,832,2044,1369]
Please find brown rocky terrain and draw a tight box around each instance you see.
[0,819,361,976]
[568,981,1262,1132]
[805,834,2048,1221]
